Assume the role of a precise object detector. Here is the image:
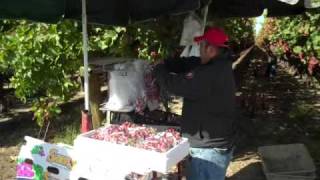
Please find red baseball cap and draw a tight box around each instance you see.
[194,27,229,47]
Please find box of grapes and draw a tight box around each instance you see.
[73,122,190,174]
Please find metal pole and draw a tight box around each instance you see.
[82,0,90,111]
[202,2,210,33]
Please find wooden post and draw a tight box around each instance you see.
[89,72,104,129]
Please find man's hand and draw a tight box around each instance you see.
[151,64,168,93]
[152,63,166,77]
[151,59,164,66]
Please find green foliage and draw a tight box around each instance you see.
[0,20,82,126]
[289,103,316,122]
[260,9,320,59]
[88,17,182,60]
[0,18,181,126]
[0,16,254,127]
[52,118,80,145]
[31,98,61,127]
[5,21,82,101]
[0,20,17,74]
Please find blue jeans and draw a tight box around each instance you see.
[186,147,233,180]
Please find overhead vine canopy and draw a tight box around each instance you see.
[0,0,318,25]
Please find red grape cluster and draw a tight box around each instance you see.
[144,70,160,101]
[135,96,147,115]
[90,122,182,152]
[139,128,182,152]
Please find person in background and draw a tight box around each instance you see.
[265,47,277,79]
[153,27,237,180]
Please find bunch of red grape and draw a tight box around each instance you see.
[138,128,182,152]
[90,122,182,152]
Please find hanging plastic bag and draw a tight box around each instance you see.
[180,46,191,57]
[189,44,200,57]
[180,44,201,57]
[102,60,147,112]
[179,12,203,57]
[180,12,203,46]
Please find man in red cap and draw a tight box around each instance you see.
[153,27,236,180]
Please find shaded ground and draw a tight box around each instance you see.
[227,47,320,180]
[0,97,83,180]
[1,47,320,180]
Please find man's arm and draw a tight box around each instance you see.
[164,56,201,73]
[153,64,212,100]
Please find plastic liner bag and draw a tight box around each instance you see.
[102,60,160,113]
[102,60,147,112]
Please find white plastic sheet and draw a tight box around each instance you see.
[102,60,160,113]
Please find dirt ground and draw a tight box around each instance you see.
[226,50,320,179]
[1,48,320,180]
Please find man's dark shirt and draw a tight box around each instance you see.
[154,51,237,148]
